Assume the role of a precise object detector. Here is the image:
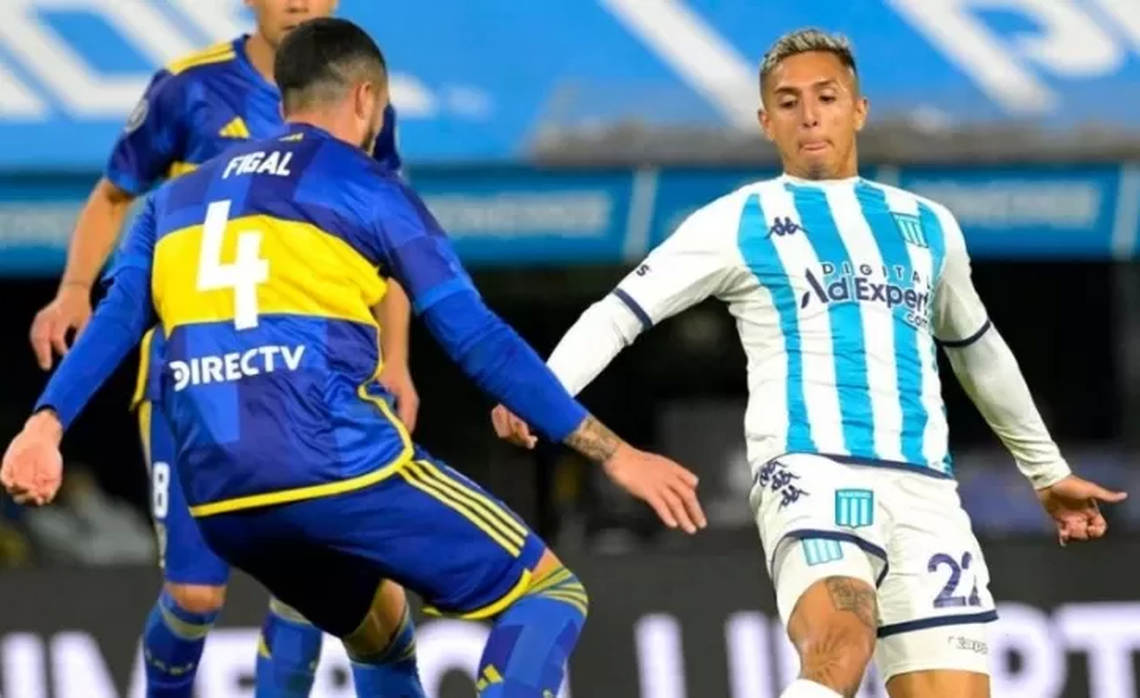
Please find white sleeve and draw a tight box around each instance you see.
[546,200,739,396]
[545,294,642,396]
[931,208,989,345]
[933,206,1071,489]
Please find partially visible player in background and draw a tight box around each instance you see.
[493,28,1127,698]
[25,2,419,696]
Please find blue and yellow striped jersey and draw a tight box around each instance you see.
[113,36,401,408]
[111,123,462,517]
[106,36,402,195]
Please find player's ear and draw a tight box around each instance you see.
[352,81,373,120]
[853,96,869,132]
[758,108,775,142]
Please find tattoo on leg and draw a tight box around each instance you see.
[801,629,863,696]
[824,576,878,630]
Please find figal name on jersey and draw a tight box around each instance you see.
[222,151,294,179]
[169,344,306,391]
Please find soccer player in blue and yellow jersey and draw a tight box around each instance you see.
[3,18,707,698]
[25,2,417,696]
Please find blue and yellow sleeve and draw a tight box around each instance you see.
[368,181,587,442]
[104,70,185,196]
[35,198,160,429]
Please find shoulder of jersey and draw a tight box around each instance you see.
[163,40,239,78]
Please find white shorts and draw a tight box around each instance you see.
[749,453,997,681]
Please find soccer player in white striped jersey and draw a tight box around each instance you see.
[492,28,1128,698]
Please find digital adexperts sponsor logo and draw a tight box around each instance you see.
[169,345,305,391]
[800,262,931,328]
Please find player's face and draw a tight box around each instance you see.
[759,51,867,180]
[246,0,339,48]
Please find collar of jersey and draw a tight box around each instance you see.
[285,122,335,141]
[779,173,863,188]
[233,34,281,97]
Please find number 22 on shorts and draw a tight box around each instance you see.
[927,551,982,609]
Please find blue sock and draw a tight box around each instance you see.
[350,607,426,697]
[255,598,324,697]
[476,566,588,697]
[142,590,220,698]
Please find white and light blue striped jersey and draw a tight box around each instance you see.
[609,174,990,479]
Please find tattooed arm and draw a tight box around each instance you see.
[562,415,622,463]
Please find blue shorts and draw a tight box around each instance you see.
[138,401,231,587]
[195,453,546,637]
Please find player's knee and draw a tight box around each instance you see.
[788,576,877,697]
[165,582,227,615]
[567,569,590,619]
[526,551,589,618]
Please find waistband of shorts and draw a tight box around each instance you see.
[757,452,955,483]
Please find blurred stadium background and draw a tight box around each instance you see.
[1,1,1140,696]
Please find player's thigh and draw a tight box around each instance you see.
[139,402,230,588]
[198,454,547,632]
[752,454,889,626]
[334,455,547,619]
[874,474,997,683]
[195,508,383,638]
[886,668,990,698]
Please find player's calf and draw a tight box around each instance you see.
[343,580,426,697]
[783,576,877,698]
[142,583,226,698]
[476,549,588,697]
[255,596,325,698]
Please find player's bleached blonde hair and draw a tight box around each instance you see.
[759,28,858,90]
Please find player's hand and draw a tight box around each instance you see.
[490,405,537,449]
[379,364,420,434]
[1,412,65,506]
[1036,475,1127,547]
[30,284,92,371]
[603,444,706,534]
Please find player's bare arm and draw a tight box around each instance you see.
[563,413,705,534]
[375,280,420,432]
[30,178,136,370]
[562,414,620,462]
[494,407,707,534]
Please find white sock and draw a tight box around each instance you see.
[780,678,844,697]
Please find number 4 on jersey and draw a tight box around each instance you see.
[198,200,269,330]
